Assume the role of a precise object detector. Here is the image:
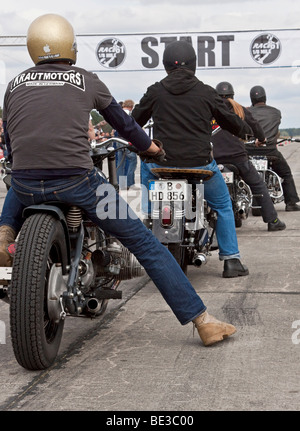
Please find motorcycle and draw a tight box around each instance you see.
[217,163,253,228]
[147,167,217,274]
[246,138,300,216]
[0,137,145,371]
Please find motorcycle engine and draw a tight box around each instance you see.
[92,241,145,280]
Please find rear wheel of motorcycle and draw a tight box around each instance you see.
[168,243,188,274]
[10,213,67,370]
[235,217,242,228]
[251,196,262,216]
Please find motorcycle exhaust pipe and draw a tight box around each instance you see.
[237,204,248,219]
[85,297,102,314]
[0,287,9,304]
[192,253,207,267]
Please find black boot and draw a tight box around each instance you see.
[268,218,286,231]
[222,258,249,278]
[285,203,300,211]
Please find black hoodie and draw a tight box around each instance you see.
[132,69,253,167]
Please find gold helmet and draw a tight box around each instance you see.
[27,14,77,65]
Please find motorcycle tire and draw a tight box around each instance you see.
[235,217,242,228]
[251,208,262,216]
[251,196,262,217]
[168,243,188,274]
[10,213,68,370]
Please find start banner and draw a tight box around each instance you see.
[1,29,300,77]
[74,29,300,72]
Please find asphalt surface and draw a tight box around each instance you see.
[0,142,300,414]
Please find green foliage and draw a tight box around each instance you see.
[90,109,102,125]
[279,128,300,137]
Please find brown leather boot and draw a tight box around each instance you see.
[193,311,236,346]
[0,225,16,266]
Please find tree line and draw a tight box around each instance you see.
[279,128,300,137]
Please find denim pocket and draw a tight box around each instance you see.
[53,176,90,198]
[11,179,36,206]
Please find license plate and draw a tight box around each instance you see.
[222,171,234,184]
[250,157,268,170]
[149,180,187,201]
[0,267,12,283]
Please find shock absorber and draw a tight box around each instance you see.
[66,206,82,231]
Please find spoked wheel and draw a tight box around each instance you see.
[10,213,68,370]
[168,243,188,274]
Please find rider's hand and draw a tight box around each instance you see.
[138,139,167,163]
[255,138,266,147]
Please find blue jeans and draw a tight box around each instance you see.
[0,187,25,232]
[6,168,206,325]
[116,148,137,189]
[140,160,240,260]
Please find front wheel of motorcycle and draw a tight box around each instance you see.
[10,213,68,370]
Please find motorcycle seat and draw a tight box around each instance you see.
[151,168,213,181]
[221,164,240,175]
[266,155,280,162]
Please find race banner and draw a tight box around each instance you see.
[1,29,300,75]
[74,29,300,72]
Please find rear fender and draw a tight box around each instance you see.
[22,204,71,264]
[151,200,185,244]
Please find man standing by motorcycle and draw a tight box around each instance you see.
[132,41,252,278]
[248,85,300,212]
[211,81,286,232]
[0,14,238,346]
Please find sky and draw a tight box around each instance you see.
[1,0,300,129]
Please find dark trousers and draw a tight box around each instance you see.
[216,158,278,223]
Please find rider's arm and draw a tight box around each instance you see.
[131,87,154,127]
[2,121,12,162]
[243,108,265,143]
[100,97,153,152]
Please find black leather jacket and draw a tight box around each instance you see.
[248,103,281,149]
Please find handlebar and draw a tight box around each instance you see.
[211,125,255,143]
[244,139,261,145]
[143,120,154,130]
[277,137,300,144]
[90,137,130,150]
[245,137,300,146]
